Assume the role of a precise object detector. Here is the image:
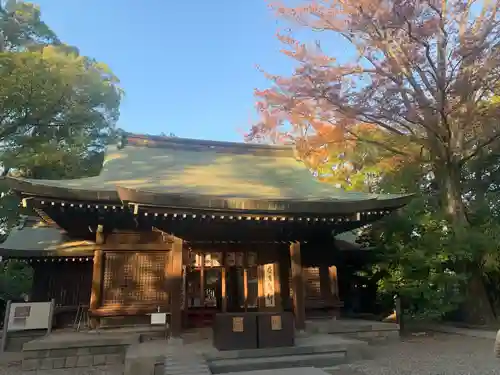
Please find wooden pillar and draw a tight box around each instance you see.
[243,267,248,311]
[328,265,339,299]
[170,236,183,337]
[89,225,105,328]
[199,254,205,307]
[89,248,103,329]
[290,241,305,331]
[221,267,227,312]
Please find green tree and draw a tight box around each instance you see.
[0,45,122,175]
[0,1,122,236]
[0,260,32,301]
[0,0,59,51]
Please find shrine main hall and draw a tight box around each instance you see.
[0,133,410,336]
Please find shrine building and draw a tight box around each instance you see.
[0,133,411,336]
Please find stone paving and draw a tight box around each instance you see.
[0,332,499,374]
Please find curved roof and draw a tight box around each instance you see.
[0,221,94,257]
[4,133,412,214]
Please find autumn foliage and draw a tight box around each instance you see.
[249,0,500,323]
[248,0,500,199]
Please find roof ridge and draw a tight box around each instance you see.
[123,132,296,158]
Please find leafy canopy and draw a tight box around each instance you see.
[0,1,122,237]
[0,45,122,177]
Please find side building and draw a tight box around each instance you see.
[0,133,411,336]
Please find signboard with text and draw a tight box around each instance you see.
[7,302,53,332]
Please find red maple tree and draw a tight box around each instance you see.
[249,0,500,218]
[249,0,500,323]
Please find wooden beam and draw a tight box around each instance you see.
[96,225,105,245]
[290,241,306,331]
[89,249,104,329]
[170,236,183,337]
[99,244,171,251]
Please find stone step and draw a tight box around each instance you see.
[125,339,212,375]
[208,351,347,374]
[205,336,363,361]
[164,340,211,375]
[221,368,331,375]
[205,344,346,361]
[305,319,399,344]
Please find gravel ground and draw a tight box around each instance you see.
[326,333,500,375]
[0,332,498,375]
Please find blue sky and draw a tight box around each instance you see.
[34,0,303,142]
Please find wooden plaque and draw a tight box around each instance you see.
[232,317,244,332]
[247,252,257,266]
[226,252,236,266]
[271,315,282,331]
[204,253,212,267]
[196,253,203,267]
[263,263,276,307]
[235,252,244,266]
[211,252,222,267]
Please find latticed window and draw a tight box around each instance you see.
[102,252,168,305]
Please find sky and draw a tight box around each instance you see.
[34,0,305,142]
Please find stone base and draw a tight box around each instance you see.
[21,332,136,371]
[205,334,367,374]
[305,318,399,344]
[0,329,46,352]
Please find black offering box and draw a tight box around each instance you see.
[256,311,295,348]
[212,313,258,350]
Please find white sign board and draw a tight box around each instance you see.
[7,302,53,332]
[150,312,167,325]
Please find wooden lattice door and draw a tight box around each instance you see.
[289,267,323,309]
[102,252,169,306]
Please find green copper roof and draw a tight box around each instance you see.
[0,221,94,257]
[5,134,411,213]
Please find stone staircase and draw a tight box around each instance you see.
[204,334,368,374]
[124,319,395,375]
[125,338,211,375]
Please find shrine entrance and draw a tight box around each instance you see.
[183,250,259,327]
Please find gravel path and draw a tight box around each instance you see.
[326,332,500,375]
[0,332,498,374]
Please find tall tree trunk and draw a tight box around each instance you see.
[441,162,496,325]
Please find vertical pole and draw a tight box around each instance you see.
[221,266,227,313]
[243,268,248,311]
[0,300,11,353]
[46,298,55,336]
[170,236,183,337]
[328,265,339,298]
[199,254,205,307]
[89,249,103,329]
[290,241,306,331]
[395,294,404,337]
